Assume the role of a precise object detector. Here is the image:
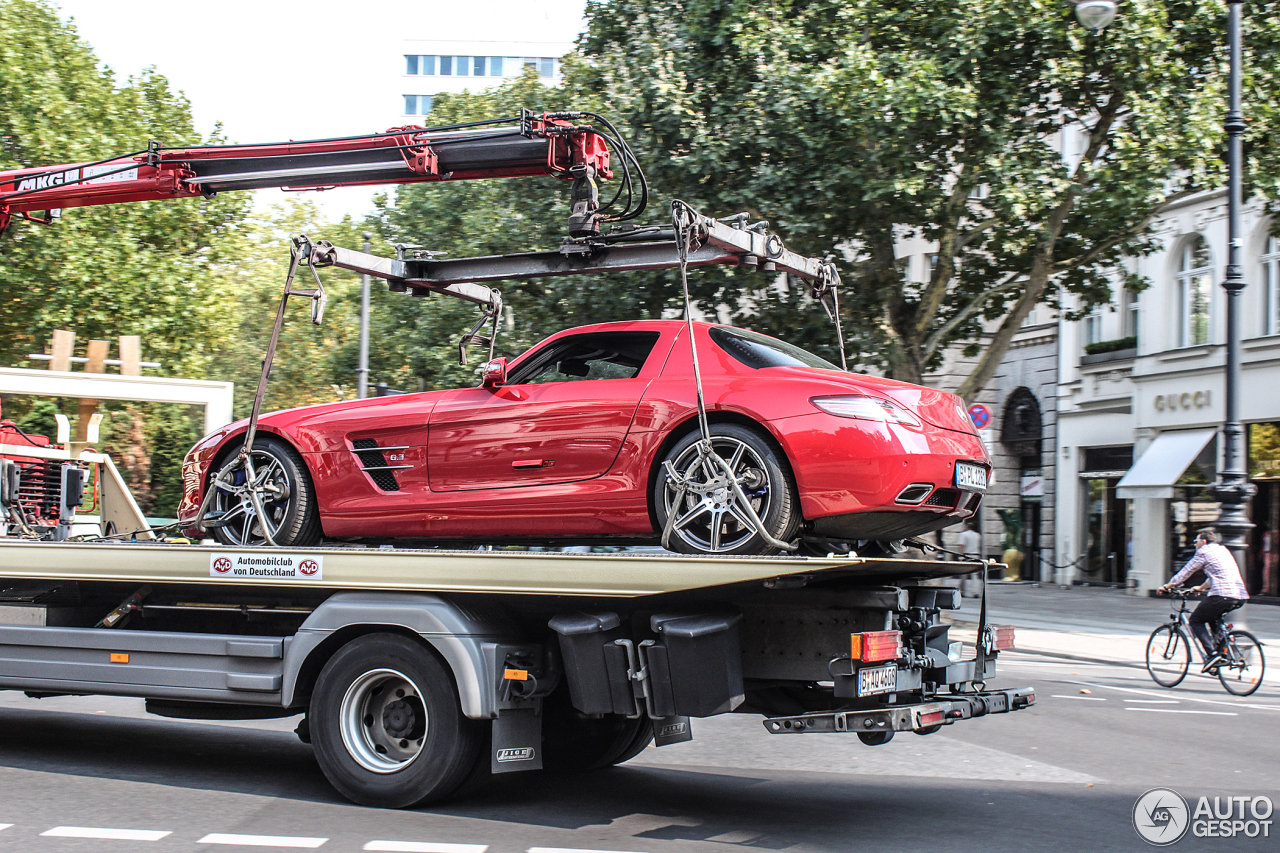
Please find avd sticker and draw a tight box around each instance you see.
[209,553,324,580]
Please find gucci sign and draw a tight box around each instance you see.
[1154,390,1211,411]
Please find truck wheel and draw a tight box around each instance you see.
[209,437,320,547]
[857,730,894,746]
[310,633,483,808]
[654,424,799,555]
[541,690,653,771]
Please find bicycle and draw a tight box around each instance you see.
[1145,588,1266,696]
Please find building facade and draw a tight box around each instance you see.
[400,39,572,119]
[1057,191,1279,598]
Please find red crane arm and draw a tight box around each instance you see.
[0,113,615,235]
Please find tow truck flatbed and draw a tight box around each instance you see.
[0,539,977,597]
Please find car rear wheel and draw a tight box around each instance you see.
[654,424,799,556]
[208,437,320,547]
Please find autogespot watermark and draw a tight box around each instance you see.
[1133,787,1274,845]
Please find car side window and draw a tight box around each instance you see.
[509,332,661,385]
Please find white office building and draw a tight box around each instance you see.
[399,39,573,119]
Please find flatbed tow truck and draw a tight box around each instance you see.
[0,539,1030,807]
[0,111,1033,808]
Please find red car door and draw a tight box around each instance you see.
[428,331,663,491]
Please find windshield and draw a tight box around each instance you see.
[709,326,840,371]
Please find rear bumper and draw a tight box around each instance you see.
[762,686,1036,735]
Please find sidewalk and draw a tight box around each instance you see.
[941,582,1280,666]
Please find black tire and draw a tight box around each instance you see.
[857,730,894,746]
[310,633,484,808]
[1217,630,1265,696]
[209,437,320,547]
[1145,625,1191,688]
[541,688,653,772]
[653,423,799,555]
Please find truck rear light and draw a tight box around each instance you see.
[993,625,1015,651]
[851,630,902,662]
[918,710,944,727]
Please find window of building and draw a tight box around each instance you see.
[1263,234,1280,336]
[403,95,433,116]
[1122,287,1139,339]
[406,54,555,79]
[1176,235,1212,347]
[1083,312,1103,346]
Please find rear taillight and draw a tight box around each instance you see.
[812,395,921,427]
[918,710,945,728]
[851,630,903,662]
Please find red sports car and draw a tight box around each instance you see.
[178,320,988,555]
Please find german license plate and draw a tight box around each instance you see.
[857,663,898,697]
[954,461,988,492]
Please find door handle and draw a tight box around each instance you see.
[512,459,545,469]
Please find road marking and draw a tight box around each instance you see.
[42,827,172,841]
[1124,708,1237,716]
[1049,694,1106,701]
[198,834,327,848]
[1124,699,1179,704]
[528,848,649,853]
[1068,679,1280,712]
[365,844,488,853]
[0,825,10,832]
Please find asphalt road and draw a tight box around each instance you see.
[0,653,1275,852]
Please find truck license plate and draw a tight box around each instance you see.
[954,461,988,492]
[857,664,898,697]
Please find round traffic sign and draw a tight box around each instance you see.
[967,404,992,429]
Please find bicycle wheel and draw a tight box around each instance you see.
[1217,630,1265,697]
[1146,625,1191,688]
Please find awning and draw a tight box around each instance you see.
[1116,429,1217,500]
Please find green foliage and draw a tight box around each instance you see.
[143,403,201,517]
[14,398,59,438]
[0,0,250,378]
[572,0,1280,396]
[1084,335,1138,355]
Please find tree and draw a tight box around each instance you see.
[0,0,251,377]
[573,0,1280,397]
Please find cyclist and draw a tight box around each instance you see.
[1159,528,1250,672]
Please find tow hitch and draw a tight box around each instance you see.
[762,686,1036,738]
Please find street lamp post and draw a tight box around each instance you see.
[356,231,373,399]
[1211,0,1256,576]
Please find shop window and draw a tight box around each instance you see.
[1176,235,1212,347]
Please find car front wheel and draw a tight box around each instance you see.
[654,423,799,556]
[208,437,320,547]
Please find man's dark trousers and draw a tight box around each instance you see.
[1189,595,1244,657]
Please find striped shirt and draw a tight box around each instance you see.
[1169,542,1250,600]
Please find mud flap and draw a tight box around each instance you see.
[491,708,542,773]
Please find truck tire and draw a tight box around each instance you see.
[209,437,321,548]
[654,423,799,555]
[541,690,653,771]
[310,633,484,808]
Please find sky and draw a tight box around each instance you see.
[53,0,589,220]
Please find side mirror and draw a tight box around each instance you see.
[481,357,507,389]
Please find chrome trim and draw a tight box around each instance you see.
[360,465,414,472]
[894,483,934,506]
[349,445,410,452]
[186,160,406,187]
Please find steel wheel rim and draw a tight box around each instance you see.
[1145,626,1188,686]
[339,667,428,774]
[211,449,292,546]
[1218,633,1264,695]
[662,435,772,553]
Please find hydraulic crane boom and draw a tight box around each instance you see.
[0,111,622,238]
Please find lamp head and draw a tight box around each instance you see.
[1074,0,1117,32]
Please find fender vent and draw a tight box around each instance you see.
[351,438,400,492]
[924,488,959,508]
